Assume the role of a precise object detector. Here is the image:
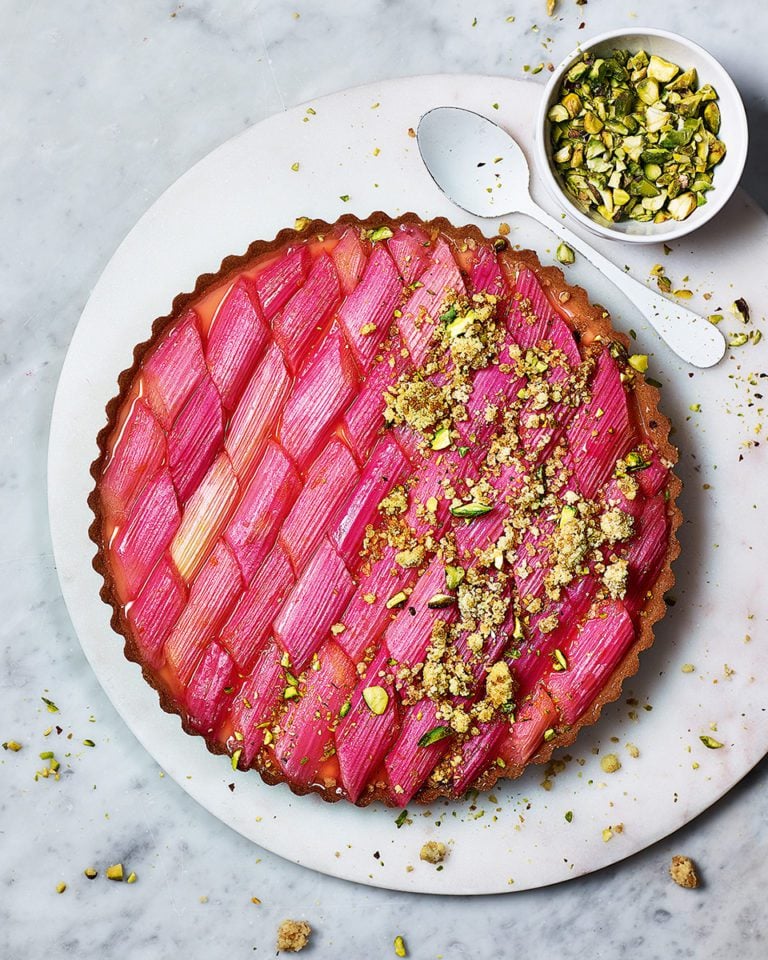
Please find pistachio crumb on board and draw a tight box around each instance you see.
[277,919,312,953]
[600,753,622,773]
[670,854,700,888]
[419,840,447,864]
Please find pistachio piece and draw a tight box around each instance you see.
[84,868,98,879]
[444,564,465,590]
[417,725,454,748]
[667,192,697,221]
[450,502,493,519]
[386,591,409,609]
[363,686,389,715]
[106,864,124,882]
[699,734,724,749]
[427,593,455,609]
[628,354,649,373]
[431,427,451,451]
[647,55,680,83]
[394,934,408,957]
[555,242,575,265]
[339,700,351,719]
[368,225,394,242]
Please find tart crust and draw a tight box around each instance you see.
[88,213,682,807]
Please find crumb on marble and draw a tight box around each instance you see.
[277,919,312,953]
[600,753,621,774]
[670,854,699,889]
[419,840,447,864]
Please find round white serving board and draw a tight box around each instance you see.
[49,75,768,895]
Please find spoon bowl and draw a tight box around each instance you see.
[416,106,726,368]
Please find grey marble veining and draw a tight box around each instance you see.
[1,1,767,957]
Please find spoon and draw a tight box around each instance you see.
[417,106,726,368]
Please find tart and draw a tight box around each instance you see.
[90,214,680,807]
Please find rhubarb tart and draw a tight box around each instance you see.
[90,214,680,806]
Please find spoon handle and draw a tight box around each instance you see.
[519,200,726,368]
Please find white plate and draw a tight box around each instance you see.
[48,75,768,895]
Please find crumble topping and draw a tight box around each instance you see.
[419,840,447,864]
[669,855,699,889]
[277,920,312,953]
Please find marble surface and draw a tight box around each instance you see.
[2,1,768,956]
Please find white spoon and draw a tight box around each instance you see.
[417,106,726,368]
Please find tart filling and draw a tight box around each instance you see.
[90,214,680,806]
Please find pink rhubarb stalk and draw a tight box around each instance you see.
[498,686,558,766]
[229,640,285,765]
[274,640,356,786]
[623,493,669,612]
[385,557,457,665]
[185,641,236,735]
[165,540,244,685]
[171,452,239,583]
[218,542,295,671]
[279,324,359,468]
[167,375,224,503]
[223,441,301,585]
[280,437,360,571]
[205,278,269,410]
[224,343,291,485]
[254,246,310,321]
[331,228,367,294]
[387,223,431,284]
[110,468,181,602]
[126,554,187,670]
[335,646,400,802]
[273,252,341,371]
[273,538,356,672]
[100,399,166,521]
[385,699,452,806]
[544,599,635,725]
[342,351,409,462]
[141,310,208,429]
[338,244,402,364]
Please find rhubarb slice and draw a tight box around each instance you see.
[468,245,507,299]
[273,252,341,371]
[254,246,310,320]
[229,640,285,765]
[330,435,410,567]
[280,438,360,570]
[165,540,244,685]
[342,352,409,462]
[498,686,558,766]
[100,399,166,521]
[224,441,300,584]
[385,699,452,806]
[274,640,356,786]
[385,557,457,665]
[506,268,557,349]
[110,468,181,602]
[224,343,291,485]
[185,641,236,735]
[387,223,431,284]
[331,227,367,294]
[273,539,356,672]
[544,600,635,725]
[205,278,268,410]
[279,324,358,468]
[126,554,186,670]
[218,542,294,671]
[624,493,669,612]
[335,646,400,802]
[167,375,224,503]
[142,310,208,429]
[171,452,239,583]
[397,237,466,365]
[338,244,402,364]
[568,351,633,499]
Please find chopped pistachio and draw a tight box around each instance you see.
[231,748,243,770]
[395,809,409,828]
[126,872,137,884]
[82,739,95,748]
[450,502,493,519]
[369,226,394,242]
[2,740,22,752]
[600,753,621,773]
[363,686,389,715]
[552,648,568,672]
[732,298,750,323]
[628,354,649,373]
[84,868,98,879]
[555,242,575,265]
[543,728,556,742]
[294,216,311,231]
[431,427,452,451]
[444,565,465,590]
[283,686,300,700]
[427,593,455,609]
[728,332,749,348]
[394,935,408,957]
[700,735,724,749]
[386,591,408,609]
[417,725,454,748]
[339,700,351,719]
[56,882,67,894]
[106,864,124,881]
[339,194,350,202]
[290,162,300,172]
[41,697,59,713]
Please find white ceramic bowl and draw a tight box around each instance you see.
[535,28,748,244]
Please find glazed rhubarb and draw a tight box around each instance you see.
[91,214,680,806]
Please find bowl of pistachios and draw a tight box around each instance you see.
[535,28,748,243]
